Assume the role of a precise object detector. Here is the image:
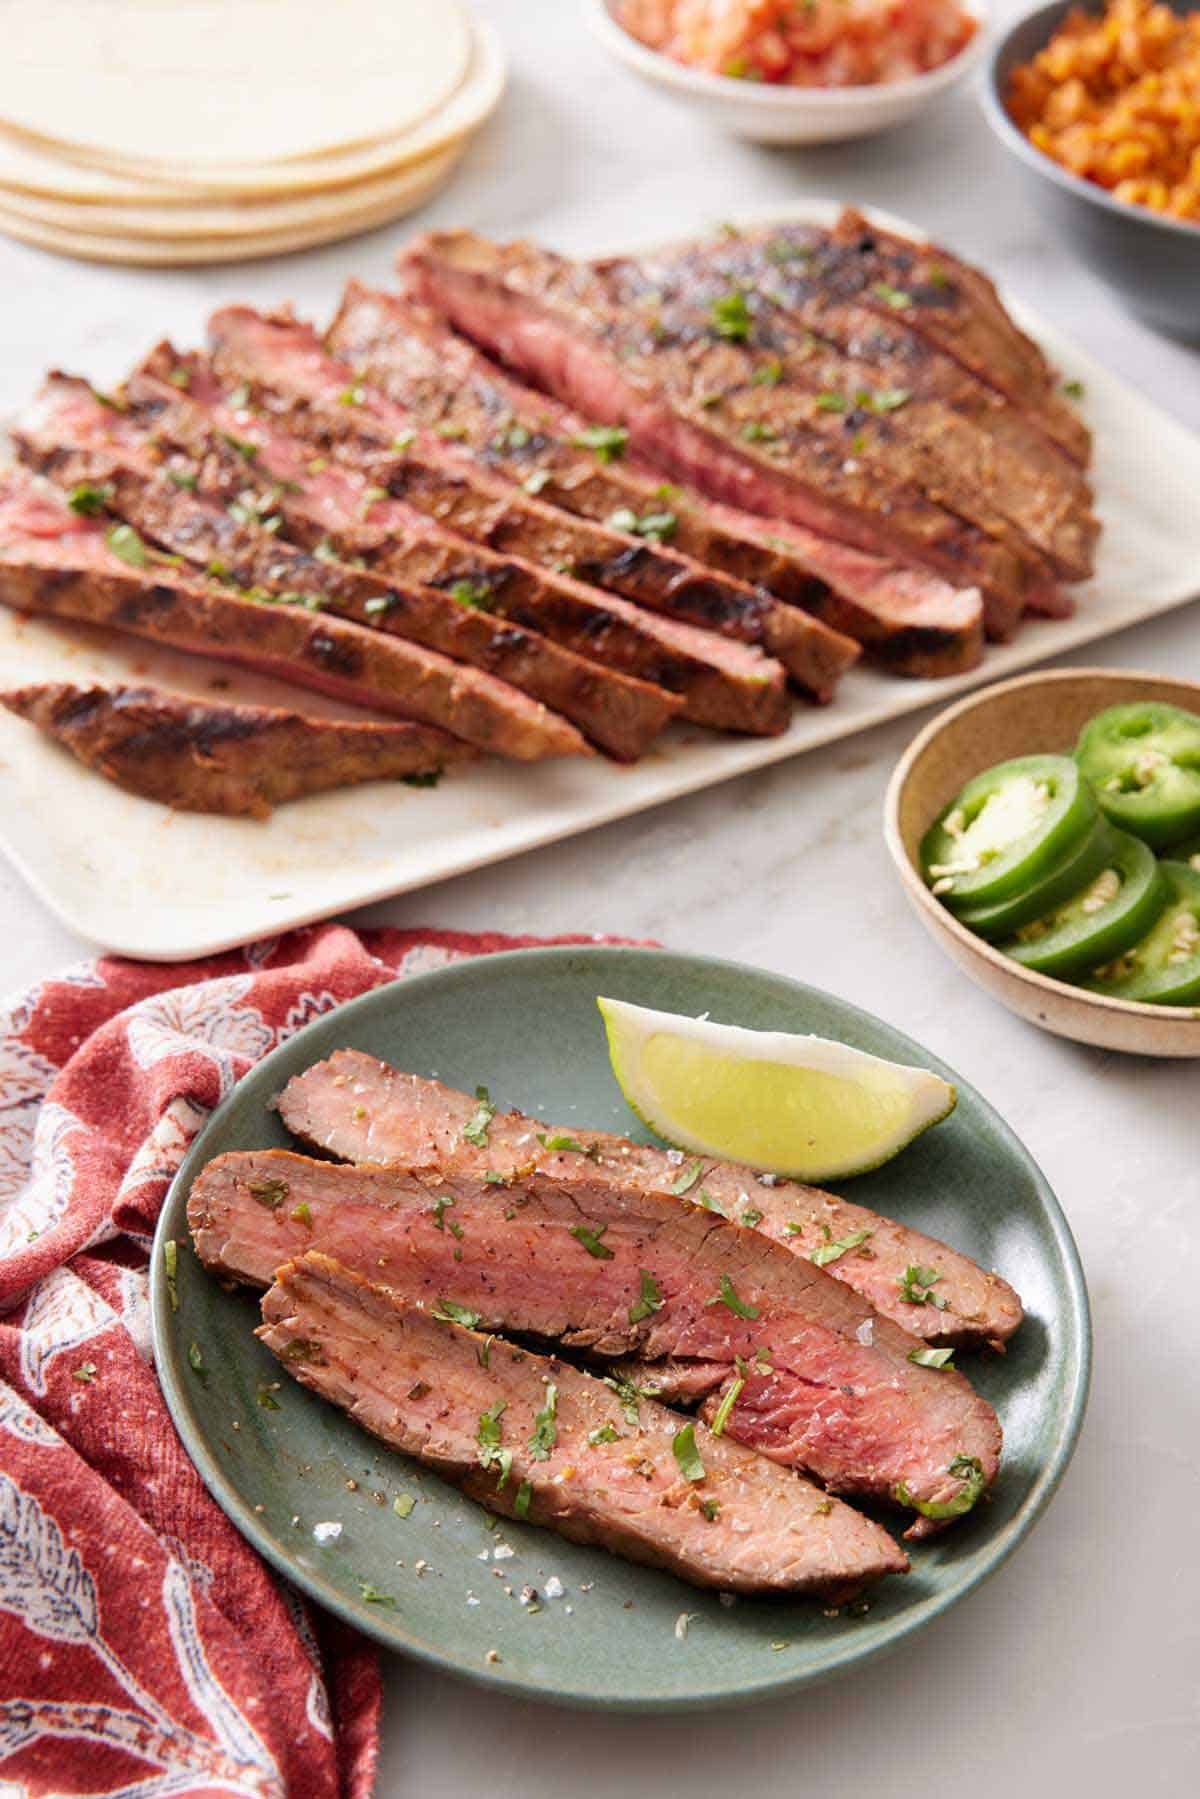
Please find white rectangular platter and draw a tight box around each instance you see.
[2,204,1200,960]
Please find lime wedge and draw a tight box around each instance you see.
[597,997,955,1180]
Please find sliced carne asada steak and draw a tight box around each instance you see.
[330,283,980,675]
[401,231,1048,636]
[126,352,789,736]
[189,1148,1003,1530]
[15,376,677,763]
[259,1251,908,1597]
[0,467,586,761]
[1,681,465,816]
[826,210,1090,466]
[274,1050,1022,1349]
[595,232,1097,583]
[205,304,853,692]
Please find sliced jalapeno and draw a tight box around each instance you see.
[1001,828,1167,980]
[921,754,1096,911]
[1082,862,1200,1005]
[954,814,1115,942]
[1076,702,1200,850]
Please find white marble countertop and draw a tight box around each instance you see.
[2,2,1198,1792]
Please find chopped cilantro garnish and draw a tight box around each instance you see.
[628,1269,663,1325]
[706,1274,759,1319]
[810,1228,872,1268]
[401,769,443,788]
[1062,379,1085,400]
[73,1362,97,1383]
[895,1455,985,1519]
[462,1086,496,1147]
[573,424,628,464]
[435,422,468,439]
[256,1385,280,1410]
[528,1382,558,1460]
[740,1207,763,1228]
[538,1132,595,1156]
[67,481,114,517]
[167,467,198,490]
[246,1176,289,1210]
[569,1222,614,1259]
[477,1335,494,1370]
[363,593,395,617]
[218,430,259,462]
[522,468,552,496]
[477,1400,508,1473]
[710,290,753,342]
[872,281,913,310]
[167,365,192,388]
[751,360,783,387]
[669,1160,703,1196]
[358,1583,395,1606]
[163,1239,179,1312]
[339,384,365,407]
[449,578,492,609]
[514,1479,533,1519]
[699,1497,720,1521]
[909,1346,956,1370]
[672,1423,705,1482]
[431,1195,464,1240]
[393,1493,416,1518]
[815,391,848,413]
[588,1422,619,1445]
[105,523,148,568]
[709,1375,744,1438]
[605,505,678,543]
[867,386,911,413]
[391,430,416,453]
[602,1374,641,1427]
[695,1188,725,1215]
[755,1346,772,1372]
[433,1299,483,1328]
[186,1341,206,1378]
[740,421,779,442]
[89,386,126,412]
[898,1264,948,1310]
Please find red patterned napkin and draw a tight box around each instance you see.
[0,923,609,1798]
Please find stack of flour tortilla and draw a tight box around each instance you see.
[0,0,505,265]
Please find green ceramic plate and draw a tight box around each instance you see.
[151,946,1090,1711]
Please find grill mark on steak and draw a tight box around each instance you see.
[126,351,790,736]
[274,1050,1023,1350]
[401,232,1045,637]
[1,681,465,816]
[258,1251,909,1597]
[0,467,585,760]
[594,234,1097,583]
[204,304,849,694]
[190,1148,1002,1531]
[14,375,676,764]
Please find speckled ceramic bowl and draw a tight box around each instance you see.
[589,0,990,146]
[885,668,1200,1057]
[983,1,1200,341]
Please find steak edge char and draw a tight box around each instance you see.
[259,1251,909,1598]
[596,232,1097,584]
[205,304,856,698]
[1,682,465,816]
[15,375,677,764]
[0,469,585,761]
[328,282,981,678]
[128,348,792,737]
[275,1049,1023,1349]
[401,232,1047,634]
[188,1148,1003,1533]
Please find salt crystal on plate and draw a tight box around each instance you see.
[312,1521,342,1544]
[544,1576,565,1599]
[855,1318,875,1347]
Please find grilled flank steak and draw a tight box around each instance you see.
[259,1251,909,1598]
[0,468,586,761]
[125,350,791,736]
[188,1148,1002,1533]
[15,376,678,763]
[402,230,1055,635]
[275,1050,1022,1350]
[593,231,1098,587]
[328,282,980,677]
[1,682,466,817]
[204,304,857,694]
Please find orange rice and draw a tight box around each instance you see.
[1008,0,1200,225]
[617,1,977,90]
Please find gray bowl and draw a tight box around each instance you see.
[983,0,1200,341]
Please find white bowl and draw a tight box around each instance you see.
[587,0,989,145]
